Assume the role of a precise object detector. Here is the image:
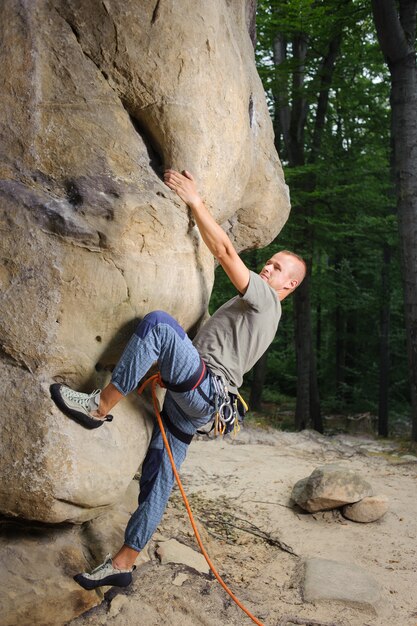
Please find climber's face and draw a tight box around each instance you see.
[259,251,305,298]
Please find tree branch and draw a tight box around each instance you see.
[309,32,342,163]
[273,32,291,149]
[371,0,414,63]
[399,0,417,45]
[289,33,309,164]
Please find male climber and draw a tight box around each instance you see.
[50,169,306,589]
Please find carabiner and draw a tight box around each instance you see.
[219,400,234,424]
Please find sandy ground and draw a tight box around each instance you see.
[69,427,417,626]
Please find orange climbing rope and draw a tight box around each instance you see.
[138,373,265,626]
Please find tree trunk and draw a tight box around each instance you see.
[335,305,346,400]
[371,0,417,440]
[378,244,391,436]
[249,350,269,411]
[333,255,346,400]
[392,58,417,440]
[294,275,312,430]
[310,342,323,433]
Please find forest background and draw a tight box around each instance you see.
[210,0,417,442]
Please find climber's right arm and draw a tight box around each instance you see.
[164,169,250,294]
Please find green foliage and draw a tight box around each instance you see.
[209,0,409,432]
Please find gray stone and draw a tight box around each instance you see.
[303,558,381,611]
[156,538,209,575]
[291,477,310,505]
[342,495,389,523]
[291,464,373,512]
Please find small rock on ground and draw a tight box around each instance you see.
[303,557,381,611]
[342,495,389,523]
[156,539,209,575]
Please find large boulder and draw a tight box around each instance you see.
[291,464,373,513]
[0,1,290,524]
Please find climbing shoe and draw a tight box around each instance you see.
[73,554,135,590]
[50,384,113,429]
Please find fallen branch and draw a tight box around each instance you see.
[244,499,293,509]
[195,518,236,546]
[226,518,298,556]
[197,510,298,556]
[172,492,298,556]
[277,616,341,626]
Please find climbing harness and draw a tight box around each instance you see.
[159,358,247,439]
[138,373,265,626]
[160,356,208,393]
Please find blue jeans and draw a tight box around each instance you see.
[111,311,215,551]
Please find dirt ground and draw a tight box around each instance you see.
[69,426,417,626]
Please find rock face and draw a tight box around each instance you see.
[0,1,290,524]
[291,464,373,513]
[0,480,141,626]
[0,523,98,626]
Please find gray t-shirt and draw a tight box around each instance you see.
[193,271,281,392]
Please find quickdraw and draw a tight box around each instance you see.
[210,376,248,437]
